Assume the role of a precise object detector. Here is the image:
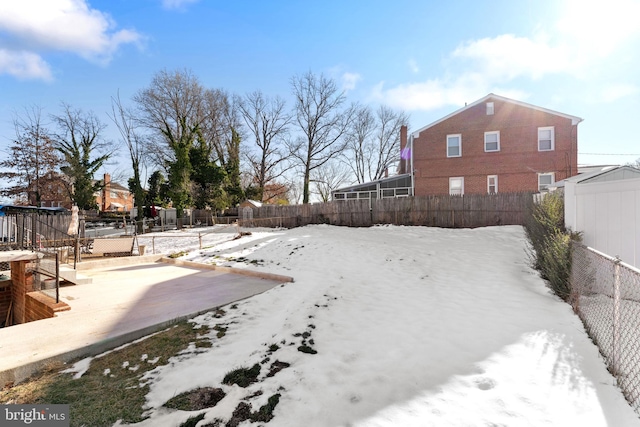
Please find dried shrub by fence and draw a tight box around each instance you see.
[240,192,532,229]
[571,242,640,414]
[523,191,581,301]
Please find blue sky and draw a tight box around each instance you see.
[1,0,640,184]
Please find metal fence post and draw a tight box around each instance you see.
[613,256,621,377]
[55,252,60,304]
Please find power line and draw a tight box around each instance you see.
[579,152,640,156]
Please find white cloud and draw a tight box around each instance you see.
[372,75,529,112]
[341,72,361,91]
[0,49,52,81]
[372,33,571,112]
[451,34,572,80]
[373,0,640,112]
[161,0,200,10]
[0,0,143,79]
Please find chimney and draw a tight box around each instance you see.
[399,125,408,174]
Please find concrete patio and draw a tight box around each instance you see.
[0,257,293,386]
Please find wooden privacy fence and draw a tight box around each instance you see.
[240,192,533,229]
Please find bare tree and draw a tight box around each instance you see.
[0,105,60,205]
[312,160,351,202]
[109,91,147,224]
[344,105,375,184]
[202,88,234,166]
[237,90,292,202]
[51,103,111,210]
[371,106,410,180]
[344,105,409,183]
[289,71,355,203]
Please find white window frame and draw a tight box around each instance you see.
[484,131,500,152]
[538,126,555,151]
[447,134,462,158]
[449,177,464,195]
[486,102,494,115]
[487,175,498,194]
[538,172,555,192]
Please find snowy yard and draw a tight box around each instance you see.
[81,224,639,426]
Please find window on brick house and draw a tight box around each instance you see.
[447,134,461,157]
[538,126,554,151]
[484,131,500,152]
[486,102,494,115]
[487,175,498,194]
[449,177,464,195]
[538,173,555,192]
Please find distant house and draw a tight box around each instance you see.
[239,200,263,209]
[94,173,134,212]
[333,94,583,201]
[332,174,413,200]
[402,93,583,196]
[26,171,72,209]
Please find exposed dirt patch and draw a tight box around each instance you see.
[164,387,226,411]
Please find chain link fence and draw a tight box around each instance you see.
[135,224,242,256]
[570,242,640,413]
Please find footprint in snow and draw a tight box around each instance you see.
[475,377,496,391]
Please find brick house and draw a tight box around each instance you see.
[400,94,583,196]
[94,173,134,212]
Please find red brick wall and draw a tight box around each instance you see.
[0,281,11,326]
[24,292,69,322]
[10,260,35,325]
[25,292,55,321]
[412,98,578,196]
[96,173,134,212]
[2,260,69,326]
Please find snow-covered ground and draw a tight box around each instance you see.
[82,224,639,426]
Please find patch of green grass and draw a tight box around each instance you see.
[168,251,189,258]
[253,393,281,422]
[179,412,206,427]
[222,364,261,388]
[225,393,280,426]
[213,325,227,338]
[0,321,209,427]
[195,339,213,348]
[268,343,279,353]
